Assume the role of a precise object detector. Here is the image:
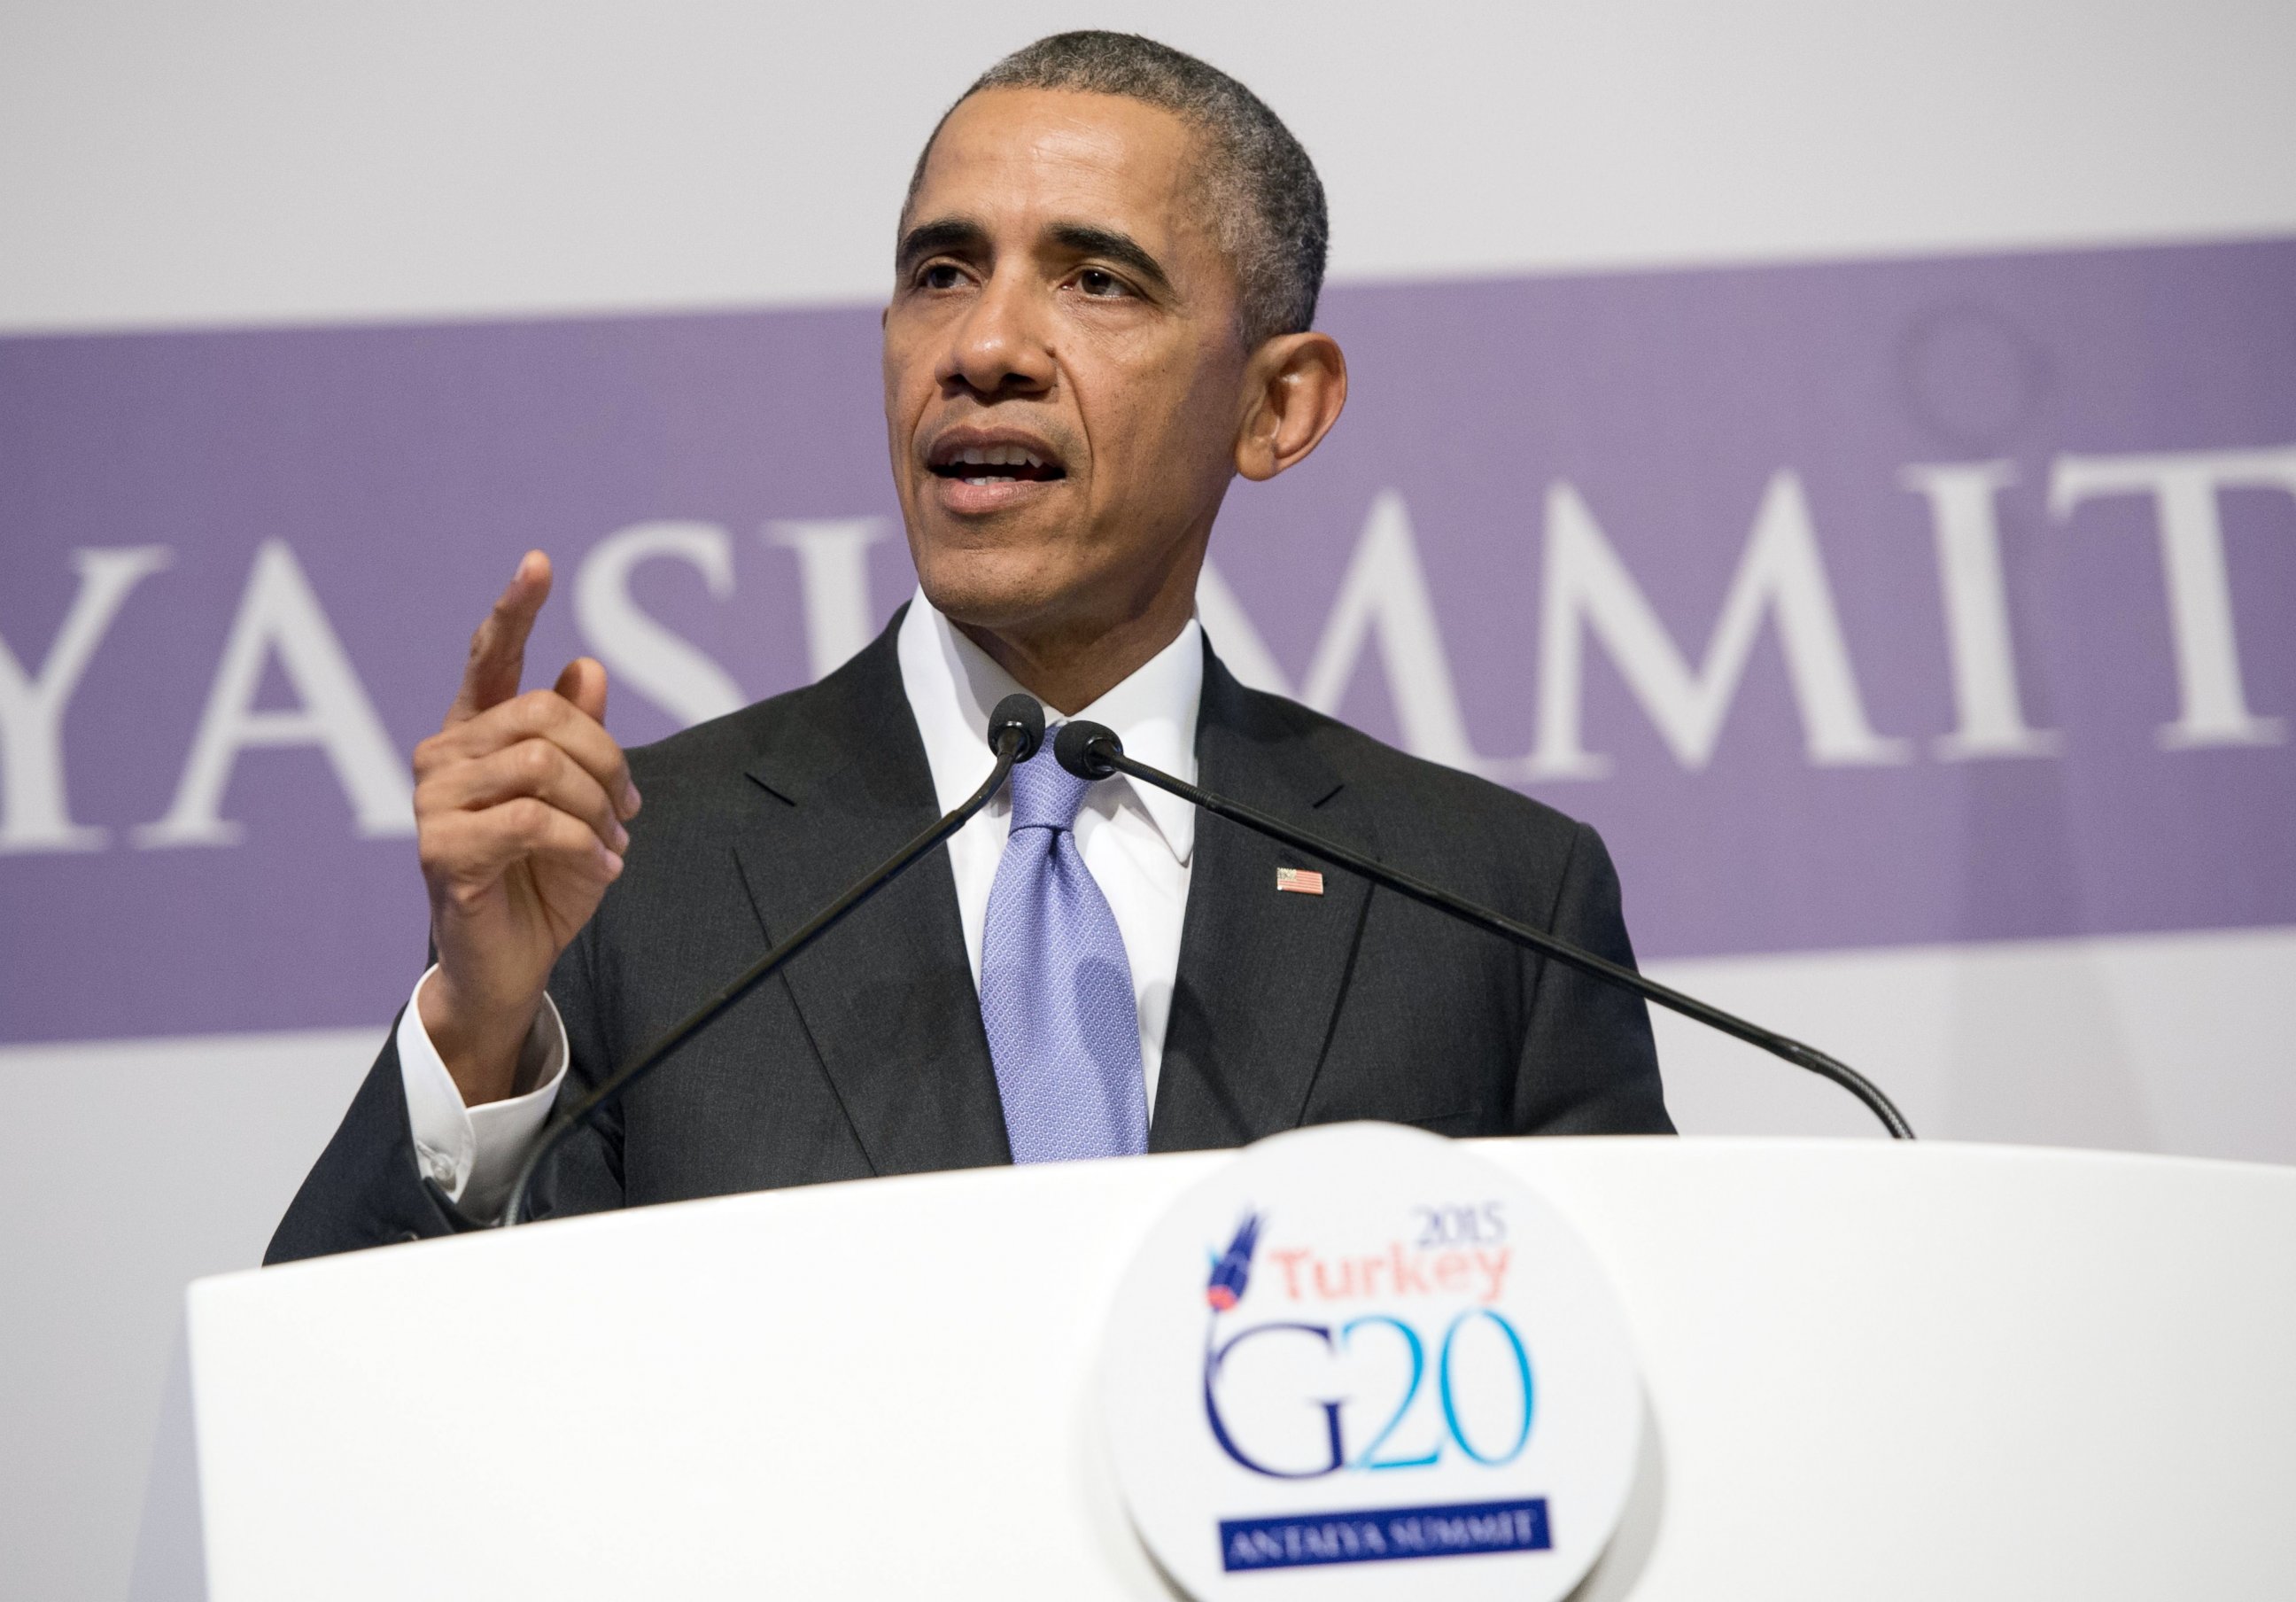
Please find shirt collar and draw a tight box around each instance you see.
[895,587,1202,866]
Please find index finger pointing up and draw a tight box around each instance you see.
[448,551,554,725]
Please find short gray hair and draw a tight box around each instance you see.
[904,32,1328,350]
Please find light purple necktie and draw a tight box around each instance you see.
[980,736,1150,1163]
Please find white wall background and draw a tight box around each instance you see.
[4,3,2292,1598]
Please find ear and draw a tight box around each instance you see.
[1233,331,1348,483]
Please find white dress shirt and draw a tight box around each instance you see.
[399,590,1203,1216]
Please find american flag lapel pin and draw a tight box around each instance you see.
[1275,866,1325,896]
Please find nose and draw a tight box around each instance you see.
[938,268,1054,400]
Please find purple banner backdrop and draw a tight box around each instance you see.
[3,239,2292,1046]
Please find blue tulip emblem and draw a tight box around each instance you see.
[1206,1210,1264,1312]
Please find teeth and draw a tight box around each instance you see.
[950,444,1045,470]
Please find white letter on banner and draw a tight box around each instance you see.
[136,541,412,847]
[1196,494,1487,773]
[1528,472,1909,779]
[574,522,745,727]
[0,545,172,852]
[764,518,892,681]
[2050,447,2294,749]
[1899,461,2061,759]
[1194,560,1292,696]
[1299,492,1485,771]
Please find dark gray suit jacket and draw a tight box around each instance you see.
[268,618,1670,1263]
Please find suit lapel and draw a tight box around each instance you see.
[728,620,1012,1176]
[1152,650,1376,1150]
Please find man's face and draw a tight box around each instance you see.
[883,89,1251,641]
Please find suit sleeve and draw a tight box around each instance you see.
[264,931,629,1264]
[1509,820,1676,1136]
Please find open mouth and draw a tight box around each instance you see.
[927,441,1067,486]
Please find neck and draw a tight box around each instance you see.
[954,584,1195,715]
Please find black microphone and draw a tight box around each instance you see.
[425,692,1047,1231]
[1051,720,1915,1139]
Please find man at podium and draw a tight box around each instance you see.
[269,31,1671,1263]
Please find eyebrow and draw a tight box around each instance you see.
[895,217,988,278]
[1044,223,1173,297]
[894,216,1174,298]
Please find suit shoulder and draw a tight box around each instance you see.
[1238,683,1592,852]
[617,626,904,811]
[617,685,801,804]
[622,687,800,782]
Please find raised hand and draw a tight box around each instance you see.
[413,552,640,1105]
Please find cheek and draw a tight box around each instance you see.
[881,339,918,424]
[881,316,941,418]
[1157,368,1245,494]
[1089,354,1235,495]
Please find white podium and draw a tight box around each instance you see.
[186,1139,2296,1599]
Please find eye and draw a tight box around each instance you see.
[918,262,967,291]
[1074,268,1131,299]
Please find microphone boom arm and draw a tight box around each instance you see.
[1060,724,1915,1140]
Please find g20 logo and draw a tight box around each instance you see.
[1203,1308,1536,1479]
[1198,1210,1535,1481]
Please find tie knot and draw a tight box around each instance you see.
[1006,737,1093,832]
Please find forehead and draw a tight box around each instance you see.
[909,88,1207,247]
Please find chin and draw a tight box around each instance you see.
[911,544,1077,632]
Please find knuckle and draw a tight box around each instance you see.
[416,820,464,876]
[503,693,555,735]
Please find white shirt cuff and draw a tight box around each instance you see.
[397,966,570,1218]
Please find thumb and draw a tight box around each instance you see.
[554,656,609,725]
